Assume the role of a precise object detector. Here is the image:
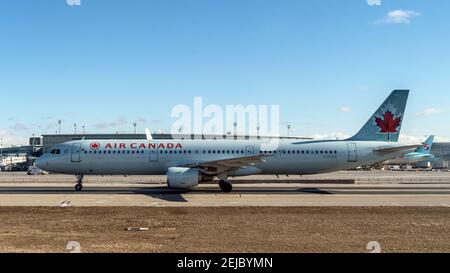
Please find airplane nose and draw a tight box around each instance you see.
[35,156,46,170]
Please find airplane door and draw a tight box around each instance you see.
[347,143,357,162]
[71,143,82,163]
[246,146,255,156]
[149,148,158,162]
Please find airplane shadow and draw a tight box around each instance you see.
[297,188,334,195]
[131,187,190,202]
[0,186,334,203]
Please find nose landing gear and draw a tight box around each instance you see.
[75,175,84,191]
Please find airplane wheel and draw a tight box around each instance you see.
[219,180,233,193]
[75,183,83,191]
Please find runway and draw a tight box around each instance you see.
[1,183,450,207]
[2,184,450,195]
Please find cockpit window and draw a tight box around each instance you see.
[50,148,61,155]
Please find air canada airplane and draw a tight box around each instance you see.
[36,90,420,192]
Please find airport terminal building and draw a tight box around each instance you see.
[418,142,450,169]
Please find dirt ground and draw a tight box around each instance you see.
[0,207,449,253]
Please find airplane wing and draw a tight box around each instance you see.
[178,155,268,175]
[374,145,421,155]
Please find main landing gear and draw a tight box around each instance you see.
[219,179,233,193]
[75,175,84,191]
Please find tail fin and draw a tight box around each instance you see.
[416,135,434,154]
[347,90,409,142]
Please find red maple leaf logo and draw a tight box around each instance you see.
[375,111,401,133]
[90,142,100,150]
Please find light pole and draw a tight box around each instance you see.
[287,124,291,137]
[233,122,237,140]
[74,123,77,134]
[58,120,62,134]
[82,125,85,135]
[133,123,137,134]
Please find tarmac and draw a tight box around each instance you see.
[1,171,450,207]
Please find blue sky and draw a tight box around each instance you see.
[1,0,449,145]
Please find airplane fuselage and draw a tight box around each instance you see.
[37,139,411,177]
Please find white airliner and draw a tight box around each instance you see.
[36,90,420,192]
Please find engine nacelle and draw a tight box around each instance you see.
[167,167,201,189]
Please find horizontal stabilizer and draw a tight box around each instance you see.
[374,144,420,155]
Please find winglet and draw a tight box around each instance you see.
[145,128,153,141]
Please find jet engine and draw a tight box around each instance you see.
[167,167,208,189]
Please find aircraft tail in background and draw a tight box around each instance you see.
[416,135,435,154]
